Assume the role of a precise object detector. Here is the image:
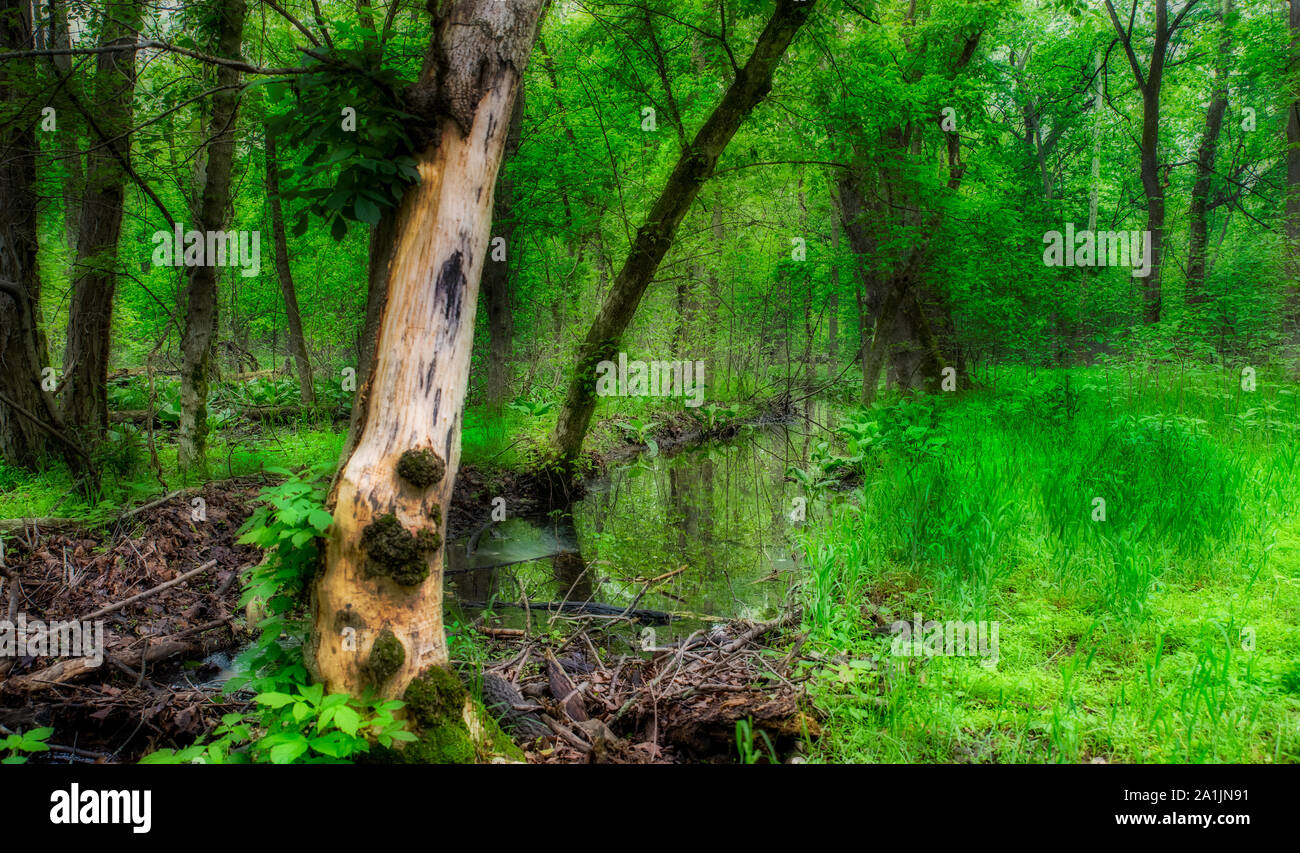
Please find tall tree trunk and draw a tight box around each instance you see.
[60,0,143,443]
[0,0,72,469]
[1288,0,1300,328]
[483,87,524,412]
[47,0,80,252]
[309,0,546,761]
[1187,0,1232,308]
[550,0,816,463]
[265,127,315,405]
[1138,84,1165,323]
[1106,0,1182,324]
[177,0,248,474]
[828,211,839,380]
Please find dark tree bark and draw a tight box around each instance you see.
[265,127,315,405]
[831,10,978,405]
[1186,0,1231,308]
[550,0,816,463]
[177,0,248,474]
[0,0,73,469]
[60,0,143,443]
[483,88,523,411]
[47,0,81,252]
[1106,0,1202,324]
[310,0,547,725]
[828,210,839,380]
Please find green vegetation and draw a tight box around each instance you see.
[2,0,1299,767]
[796,366,1300,763]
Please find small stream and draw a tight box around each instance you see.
[166,409,831,692]
[447,409,830,644]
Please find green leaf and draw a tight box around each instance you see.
[269,739,310,764]
[333,705,361,736]
[308,508,335,532]
[254,691,295,708]
[354,196,380,225]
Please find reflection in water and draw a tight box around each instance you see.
[447,416,824,641]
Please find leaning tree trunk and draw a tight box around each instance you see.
[309,0,546,762]
[60,0,143,444]
[550,0,816,464]
[0,0,75,470]
[483,88,524,412]
[177,0,247,474]
[266,128,315,405]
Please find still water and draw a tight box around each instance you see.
[446,415,829,642]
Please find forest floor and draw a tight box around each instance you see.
[1,474,815,764]
[0,479,261,762]
[4,364,1296,764]
[0,400,808,763]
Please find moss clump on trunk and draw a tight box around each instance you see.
[359,513,441,585]
[369,665,525,764]
[365,629,405,686]
[396,448,446,489]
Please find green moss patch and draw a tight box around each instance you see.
[397,449,446,489]
[365,629,405,686]
[360,513,440,586]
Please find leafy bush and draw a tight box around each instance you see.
[142,464,415,764]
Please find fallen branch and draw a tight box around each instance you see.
[7,617,235,694]
[81,560,218,621]
[0,517,83,534]
[458,598,676,625]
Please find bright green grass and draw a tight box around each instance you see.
[0,425,346,524]
[0,383,748,521]
[796,363,1300,763]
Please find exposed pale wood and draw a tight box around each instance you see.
[309,0,547,698]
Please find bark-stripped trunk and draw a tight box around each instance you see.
[177,0,247,474]
[483,88,523,411]
[266,128,315,405]
[309,0,546,735]
[0,0,69,469]
[60,0,143,443]
[550,0,816,463]
[1187,0,1231,307]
